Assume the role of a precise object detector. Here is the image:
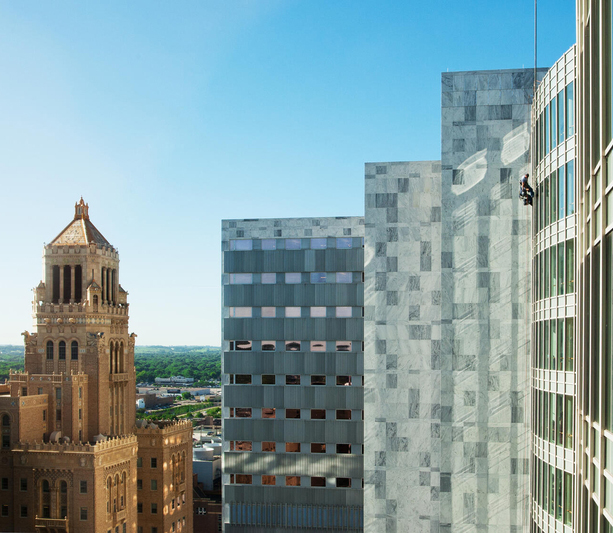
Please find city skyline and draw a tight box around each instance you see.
[0,1,575,346]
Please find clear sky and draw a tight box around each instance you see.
[0,0,575,346]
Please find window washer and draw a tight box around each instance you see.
[519,174,534,206]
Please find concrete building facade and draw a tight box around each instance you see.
[575,1,613,531]
[221,217,365,531]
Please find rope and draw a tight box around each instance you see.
[534,0,537,94]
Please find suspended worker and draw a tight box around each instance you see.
[519,174,534,206]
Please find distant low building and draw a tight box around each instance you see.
[155,376,195,385]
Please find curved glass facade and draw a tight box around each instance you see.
[577,1,613,531]
[531,45,577,533]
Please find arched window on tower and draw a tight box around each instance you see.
[41,479,51,518]
[59,341,66,360]
[59,481,67,518]
[114,343,119,375]
[113,474,119,512]
[121,471,127,509]
[74,265,82,301]
[63,266,71,302]
[1,414,9,448]
[52,266,60,303]
[106,477,112,514]
[71,341,78,360]
[119,342,124,373]
[46,341,54,360]
[93,294,98,311]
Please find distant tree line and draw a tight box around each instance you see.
[0,345,221,385]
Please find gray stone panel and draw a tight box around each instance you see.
[365,68,538,533]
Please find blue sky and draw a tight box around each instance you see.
[0,0,575,345]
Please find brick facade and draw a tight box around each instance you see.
[0,199,193,533]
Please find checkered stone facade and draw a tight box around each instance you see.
[364,68,548,533]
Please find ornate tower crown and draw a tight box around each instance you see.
[49,198,113,248]
[74,197,89,220]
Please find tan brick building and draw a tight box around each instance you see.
[0,199,193,533]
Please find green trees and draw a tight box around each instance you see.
[134,346,221,385]
[0,345,221,385]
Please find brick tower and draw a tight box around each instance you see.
[0,200,192,533]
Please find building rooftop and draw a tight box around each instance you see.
[48,198,114,248]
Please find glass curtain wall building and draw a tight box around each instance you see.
[576,0,613,531]
[221,218,365,532]
[531,46,577,533]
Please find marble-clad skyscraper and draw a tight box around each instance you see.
[364,68,548,532]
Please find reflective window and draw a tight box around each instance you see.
[336,272,352,283]
[285,239,301,250]
[285,273,301,284]
[234,475,252,485]
[336,341,352,352]
[262,408,276,419]
[285,443,300,453]
[261,239,277,250]
[566,161,575,215]
[262,341,276,351]
[310,238,327,249]
[558,244,565,295]
[336,376,352,386]
[261,273,276,284]
[310,272,326,283]
[566,239,575,293]
[229,273,252,284]
[566,82,574,137]
[336,238,352,249]
[261,307,276,318]
[285,409,300,419]
[262,375,275,385]
[235,375,251,385]
[230,307,252,318]
[235,408,252,418]
[286,375,300,385]
[551,95,557,148]
[262,475,276,485]
[336,307,352,318]
[336,478,351,488]
[262,442,276,452]
[285,307,301,318]
[310,307,326,318]
[230,240,252,251]
[285,476,300,486]
[558,89,565,144]
[310,341,326,351]
[336,410,351,420]
[311,477,326,487]
[311,409,326,419]
[545,103,550,153]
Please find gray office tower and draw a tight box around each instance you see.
[364,68,547,533]
[221,217,365,532]
[221,67,548,533]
